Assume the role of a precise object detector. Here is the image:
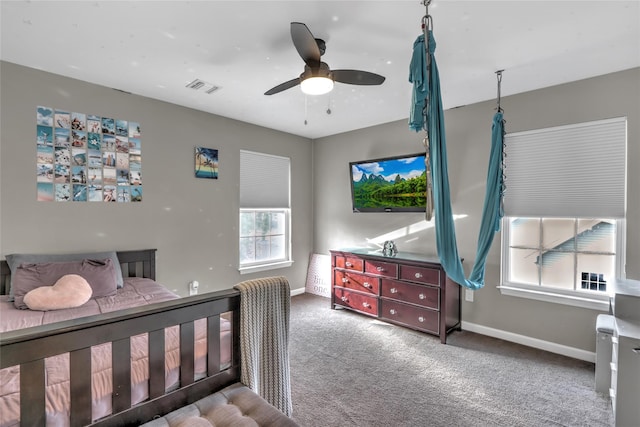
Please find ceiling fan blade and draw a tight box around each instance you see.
[264,77,301,95]
[332,70,386,86]
[291,22,321,68]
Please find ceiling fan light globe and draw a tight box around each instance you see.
[300,76,334,95]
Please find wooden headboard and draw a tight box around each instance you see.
[0,249,157,295]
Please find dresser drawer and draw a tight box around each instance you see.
[335,255,364,272]
[335,270,379,295]
[333,288,378,316]
[380,299,439,334]
[364,259,398,278]
[399,264,440,286]
[331,249,460,344]
[381,279,439,309]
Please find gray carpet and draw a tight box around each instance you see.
[289,293,613,427]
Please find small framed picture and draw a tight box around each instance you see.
[195,147,218,179]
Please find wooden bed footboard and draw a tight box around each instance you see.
[0,289,241,426]
[0,249,243,426]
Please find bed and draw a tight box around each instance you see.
[0,249,296,426]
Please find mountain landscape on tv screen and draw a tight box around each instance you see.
[352,171,427,210]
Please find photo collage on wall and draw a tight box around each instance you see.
[36,106,142,202]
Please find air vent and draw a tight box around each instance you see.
[185,79,221,95]
[186,79,205,90]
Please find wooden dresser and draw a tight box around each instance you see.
[330,249,461,343]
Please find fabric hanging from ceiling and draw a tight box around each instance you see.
[409,30,505,290]
[408,33,429,132]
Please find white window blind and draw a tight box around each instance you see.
[240,150,290,209]
[503,117,626,218]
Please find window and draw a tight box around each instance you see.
[239,150,292,273]
[500,117,627,309]
[240,209,288,265]
[502,217,624,308]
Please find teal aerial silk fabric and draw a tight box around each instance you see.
[410,31,504,290]
[408,33,430,132]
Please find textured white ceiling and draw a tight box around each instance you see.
[2,1,639,139]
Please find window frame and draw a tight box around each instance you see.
[239,207,292,274]
[238,150,293,275]
[499,217,626,310]
[499,117,627,309]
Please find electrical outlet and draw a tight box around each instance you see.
[189,280,199,296]
[465,288,474,302]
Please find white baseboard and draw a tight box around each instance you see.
[461,321,596,363]
[291,287,306,297]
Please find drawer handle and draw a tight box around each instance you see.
[415,272,423,279]
[345,262,353,267]
[363,282,372,289]
[389,309,397,315]
[376,266,385,272]
[418,316,425,323]
[362,302,371,309]
[341,296,348,302]
[419,293,426,300]
[342,277,349,283]
[633,347,640,355]
[390,288,398,294]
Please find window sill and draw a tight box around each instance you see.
[498,285,610,311]
[239,260,293,275]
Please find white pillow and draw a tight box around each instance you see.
[23,274,93,311]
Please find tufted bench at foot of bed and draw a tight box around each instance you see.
[140,383,299,427]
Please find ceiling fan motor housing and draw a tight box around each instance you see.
[301,62,333,81]
[315,38,326,56]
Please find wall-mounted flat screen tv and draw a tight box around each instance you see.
[349,152,427,213]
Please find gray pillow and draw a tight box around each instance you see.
[6,250,123,300]
[12,258,118,310]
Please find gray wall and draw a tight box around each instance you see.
[313,68,640,353]
[0,61,313,295]
[2,59,638,354]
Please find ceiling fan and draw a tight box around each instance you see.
[265,22,386,96]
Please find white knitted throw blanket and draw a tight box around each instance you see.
[233,276,293,417]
